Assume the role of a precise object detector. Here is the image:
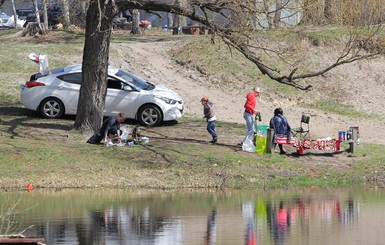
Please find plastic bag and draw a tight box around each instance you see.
[120,125,131,141]
[256,136,267,154]
[242,137,256,153]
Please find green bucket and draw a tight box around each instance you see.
[256,124,269,136]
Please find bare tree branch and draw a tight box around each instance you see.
[115,0,385,91]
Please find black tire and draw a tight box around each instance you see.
[137,104,163,127]
[39,97,65,119]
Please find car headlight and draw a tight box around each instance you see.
[155,96,178,104]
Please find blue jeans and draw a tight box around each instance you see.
[243,112,255,142]
[207,120,217,138]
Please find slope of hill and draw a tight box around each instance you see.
[109,34,385,145]
[4,29,383,145]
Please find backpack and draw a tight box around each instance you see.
[87,134,103,144]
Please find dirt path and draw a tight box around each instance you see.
[110,37,385,145]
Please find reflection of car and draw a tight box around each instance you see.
[20,55,184,127]
[0,10,10,27]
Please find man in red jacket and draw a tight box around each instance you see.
[241,87,261,145]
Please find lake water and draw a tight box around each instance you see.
[1,187,385,245]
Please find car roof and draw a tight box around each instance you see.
[64,64,82,73]
[50,64,120,75]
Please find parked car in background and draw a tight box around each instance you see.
[22,3,62,27]
[20,54,185,127]
[0,10,10,28]
[112,17,132,30]
[16,8,33,20]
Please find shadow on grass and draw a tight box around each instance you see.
[289,150,345,158]
[144,124,242,153]
[1,106,243,161]
[0,106,75,139]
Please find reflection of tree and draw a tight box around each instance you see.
[0,199,21,235]
[74,211,106,245]
[126,207,161,239]
[204,208,217,245]
[344,197,357,225]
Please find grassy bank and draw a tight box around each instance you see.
[0,29,384,190]
[0,107,384,190]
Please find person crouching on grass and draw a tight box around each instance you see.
[201,97,218,144]
[100,112,127,145]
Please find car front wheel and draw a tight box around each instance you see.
[138,105,163,127]
[39,97,64,119]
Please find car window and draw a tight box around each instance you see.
[115,69,153,90]
[57,72,82,85]
[107,78,123,90]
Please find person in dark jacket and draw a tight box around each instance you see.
[100,112,127,145]
[201,96,218,144]
[86,112,127,145]
[269,108,291,154]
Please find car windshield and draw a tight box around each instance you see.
[115,69,154,90]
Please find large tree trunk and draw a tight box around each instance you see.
[11,0,17,28]
[167,12,173,29]
[262,0,273,29]
[32,0,41,25]
[62,0,71,30]
[273,0,283,28]
[173,14,181,34]
[324,0,333,22]
[131,9,140,34]
[172,0,183,34]
[42,0,48,29]
[74,0,117,133]
[24,0,48,35]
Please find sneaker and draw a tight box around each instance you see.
[210,137,218,144]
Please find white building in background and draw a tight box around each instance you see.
[1,0,303,29]
[139,0,303,29]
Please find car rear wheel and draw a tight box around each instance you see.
[39,97,64,119]
[138,104,163,127]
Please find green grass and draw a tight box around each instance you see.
[1,113,385,189]
[0,29,385,190]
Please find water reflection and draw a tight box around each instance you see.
[204,209,216,245]
[0,188,383,244]
[76,207,182,244]
[266,201,291,245]
[243,202,256,245]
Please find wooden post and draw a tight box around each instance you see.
[348,127,359,153]
[267,128,274,154]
